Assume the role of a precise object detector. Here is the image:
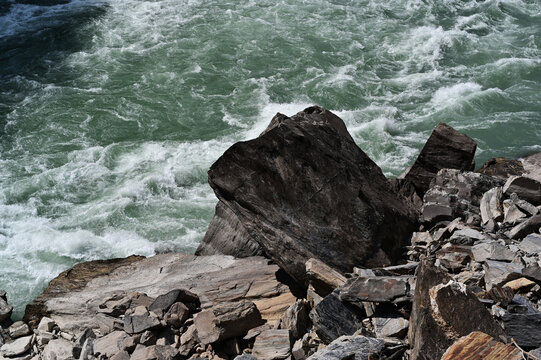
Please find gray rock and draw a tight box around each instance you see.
[0,335,32,357]
[193,300,264,344]
[37,317,55,333]
[372,262,419,276]
[503,200,528,225]
[309,292,363,344]
[195,201,264,258]
[130,344,180,360]
[41,339,74,360]
[471,242,516,263]
[503,312,541,348]
[508,214,541,239]
[511,193,539,216]
[339,276,411,304]
[523,265,541,283]
[518,234,541,254]
[484,260,523,290]
[123,308,161,334]
[93,331,130,358]
[305,258,347,298]
[149,288,199,316]
[449,228,487,244]
[178,324,197,357]
[403,122,477,195]
[306,335,385,360]
[372,317,409,338]
[235,355,258,360]
[0,295,13,324]
[8,322,30,339]
[164,302,190,328]
[480,187,503,224]
[139,330,156,346]
[110,351,130,360]
[199,106,417,284]
[279,300,309,341]
[503,176,541,206]
[78,338,93,360]
[252,329,291,360]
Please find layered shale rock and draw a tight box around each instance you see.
[197,106,417,284]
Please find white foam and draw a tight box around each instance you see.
[430,82,483,108]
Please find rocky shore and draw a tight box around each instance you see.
[1,106,541,360]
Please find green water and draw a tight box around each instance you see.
[0,0,540,317]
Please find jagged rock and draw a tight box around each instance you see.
[480,187,503,224]
[75,328,95,349]
[0,335,32,357]
[41,339,74,360]
[408,260,452,360]
[139,330,156,346]
[199,106,417,284]
[372,262,419,276]
[471,242,516,263]
[388,178,424,214]
[279,300,309,340]
[441,331,521,360]
[309,292,363,344]
[503,201,528,225]
[487,286,515,306]
[449,228,487,244]
[38,316,56,332]
[523,265,541,283]
[510,193,539,216]
[503,176,541,206]
[436,245,472,272]
[164,302,190,328]
[522,152,541,182]
[24,254,293,336]
[0,293,13,324]
[110,351,130,360]
[372,317,409,338]
[178,325,197,357]
[8,322,30,339]
[93,331,130,358]
[252,329,291,360]
[403,122,477,195]
[502,308,541,348]
[306,335,385,360]
[517,233,541,254]
[195,202,263,258]
[97,292,132,317]
[305,258,347,298]
[149,289,200,316]
[235,355,258,360]
[252,292,297,327]
[484,260,523,290]
[123,306,161,334]
[130,344,180,360]
[338,276,411,304]
[194,300,264,344]
[508,214,541,239]
[478,158,525,179]
[411,232,432,246]
[504,278,536,292]
[78,338,93,360]
[421,170,504,225]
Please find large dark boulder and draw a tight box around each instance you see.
[403,122,477,196]
[198,106,417,285]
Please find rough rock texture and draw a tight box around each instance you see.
[503,176,541,206]
[198,106,417,284]
[441,331,522,360]
[404,122,477,195]
[522,152,541,182]
[252,329,291,360]
[305,258,347,298]
[306,335,385,360]
[478,158,525,179]
[309,292,363,344]
[339,276,411,304]
[195,202,263,257]
[24,254,293,335]
[193,300,264,344]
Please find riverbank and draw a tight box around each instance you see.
[1,106,541,359]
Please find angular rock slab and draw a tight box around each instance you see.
[309,292,364,344]
[484,260,523,291]
[404,122,477,195]
[339,276,411,304]
[502,312,541,349]
[517,234,541,254]
[201,106,417,284]
[306,335,385,360]
[503,176,541,206]
[252,329,291,360]
[441,331,521,360]
[0,335,32,357]
[480,187,504,224]
[305,258,347,298]
[24,254,293,336]
[508,214,541,240]
[193,300,264,344]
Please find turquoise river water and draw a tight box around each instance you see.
[0,0,540,317]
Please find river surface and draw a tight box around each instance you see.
[0,0,540,317]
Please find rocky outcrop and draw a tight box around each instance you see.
[198,106,417,284]
[403,122,477,195]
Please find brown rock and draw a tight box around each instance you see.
[441,331,521,360]
[200,106,417,284]
[252,329,291,360]
[93,331,130,358]
[404,122,477,195]
[339,276,411,304]
[305,258,347,298]
[478,158,525,179]
[279,300,310,340]
[193,300,264,344]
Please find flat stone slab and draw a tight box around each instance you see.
[518,234,541,254]
[252,329,291,360]
[24,254,293,336]
[0,335,32,357]
[307,335,384,360]
[339,276,411,303]
[441,331,521,360]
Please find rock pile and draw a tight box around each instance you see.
[1,107,540,360]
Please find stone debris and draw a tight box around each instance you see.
[1,117,540,360]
